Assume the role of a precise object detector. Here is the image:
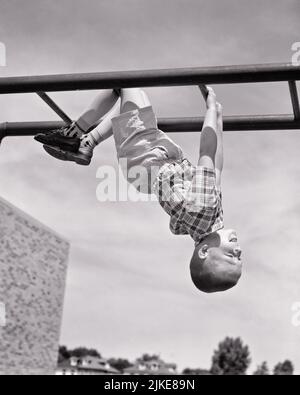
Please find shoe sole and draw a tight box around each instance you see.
[43,145,91,166]
[35,134,80,153]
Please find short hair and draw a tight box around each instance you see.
[190,243,241,293]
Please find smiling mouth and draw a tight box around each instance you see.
[226,254,242,263]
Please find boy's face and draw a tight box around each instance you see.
[191,229,243,293]
[203,228,243,289]
[216,228,242,267]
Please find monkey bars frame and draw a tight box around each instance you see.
[0,62,299,143]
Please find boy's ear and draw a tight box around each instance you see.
[198,244,209,259]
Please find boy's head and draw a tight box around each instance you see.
[190,229,242,293]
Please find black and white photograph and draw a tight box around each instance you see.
[0,0,300,379]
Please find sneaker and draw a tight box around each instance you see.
[34,122,84,152]
[43,145,93,166]
[35,130,81,153]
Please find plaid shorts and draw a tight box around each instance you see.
[111,106,183,192]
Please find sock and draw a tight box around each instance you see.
[79,116,111,151]
[79,99,121,151]
[79,134,98,154]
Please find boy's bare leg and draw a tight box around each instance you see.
[121,88,151,113]
[76,90,120,135]
[80,98,121,147]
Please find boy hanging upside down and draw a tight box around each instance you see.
[35,87,243,293]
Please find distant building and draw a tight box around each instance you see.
[123,358,177,375]
[56,356,119,375]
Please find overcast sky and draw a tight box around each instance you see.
[0,0,300,372]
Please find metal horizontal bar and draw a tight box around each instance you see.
[160,114,300,132]
[1,115,299,142]
[0,63,299,94]
[37,92,73,124]
[288,81,300,119]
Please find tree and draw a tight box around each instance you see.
[182,368,211,375]
[58,346,101,361]
[253,362,270,376]
[108,358,133,372]
[210,337,251,375]
[70,347,101,358]
[138,354,160,362]
[273,360,294,375]
[58,345,71,363]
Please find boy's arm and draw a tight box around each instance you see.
[215,103,224,187]
[184,88,221,213]
[198,88,217,169]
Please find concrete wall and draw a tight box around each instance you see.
[0,197,70,375]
